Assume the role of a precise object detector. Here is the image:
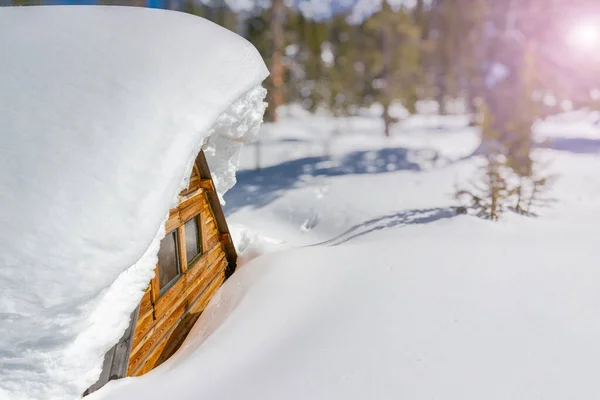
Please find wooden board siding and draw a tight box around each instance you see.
[85,151,238,396]
[194,150,237,274]
[126,160,231,377]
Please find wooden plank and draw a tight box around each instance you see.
[187,259,225,314]
[191,163,201,182]
[179,185,198,198]
[205,191,230,234]
[201,209,210,256]
[154,259,219,352]
[153,271,187,321]
[198,179,215,192]
[206,232,220,250]
[179,189,202,202]
[154,312,202,368]
[179,191,208,211]
[131,308,155,351]
[180,200,204,223]
[183,267,226,326]
[138,289,152,315]
[110,308,138,379]
[130,322,179,376]
[150,266,160,304]
[177,225,188,273]
[187,178,200,187]
[205,218,217,234]
[128,253,227,376]
[188,269,226,315]
[127,324,166,376]
[83,342,115,396]
[220,233,230,244]
[178,163,202,197]
[200,207,211,222]
[152,243,221,321]
[194,150,212,180]
[180,254,225,313]
[203,242,224,266]
[203,187,237,271]
[128,297,187,374]
[185,243,221,281]
[86,308,138,393]
[137,266,227,375]
[153,246,223,321]
[164,212,182,236]
[223,241,237,277]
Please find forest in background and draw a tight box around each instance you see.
[187,0,600,219]
[3,0,600,218]
[5,1,600,127]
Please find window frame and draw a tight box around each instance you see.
[157,228,183,296]
[184,214,203,269]
[153,211,205,300]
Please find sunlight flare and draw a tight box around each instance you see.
[568,21,600,50]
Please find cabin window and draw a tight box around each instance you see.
[158,230,180,292]
[185,216,202,266]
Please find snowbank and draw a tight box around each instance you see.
[93,113,600,400]
[0,6,267,400]
[88,218,600,400]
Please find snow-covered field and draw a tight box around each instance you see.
[95,108,600,399]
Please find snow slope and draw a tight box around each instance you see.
[0,6,267,400]
[93,110,600,399]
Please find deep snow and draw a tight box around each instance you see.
[93,107,600,399]
[0,6,267,400]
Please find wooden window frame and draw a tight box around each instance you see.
[157,229,182,296]
[184,214,203,269]
[151,210,205,302]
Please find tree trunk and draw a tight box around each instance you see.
[269,0,285,122]
[382,22,392,137]
[383,103,392,137]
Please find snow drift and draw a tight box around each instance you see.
[93,110,600,400]
[0,6,268,400]
[90,222,600,400]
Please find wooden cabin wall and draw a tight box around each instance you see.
[126,166,231,377]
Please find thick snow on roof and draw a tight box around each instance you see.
[0,6,267,400]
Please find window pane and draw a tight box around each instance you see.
[158,230,180,291]
[185,216,202,265]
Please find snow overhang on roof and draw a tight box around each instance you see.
[0,6,268,400]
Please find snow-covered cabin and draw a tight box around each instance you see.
[84,150,239,395]
[0,6,268,400]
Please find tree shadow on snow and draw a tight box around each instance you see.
[536,136,600,154]
[309,207,457,247]
[224,147,432,214]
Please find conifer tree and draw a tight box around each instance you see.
[362,2,421,136]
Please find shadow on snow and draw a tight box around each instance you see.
[224,147,424,215]
[309,207,457,246]
[537,136,600,154]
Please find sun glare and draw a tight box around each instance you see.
[568,21,600,50]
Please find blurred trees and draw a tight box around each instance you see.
[7,0,598,140]
[363,2,421,136]
[7,0,597,218]
[187,0,600,158]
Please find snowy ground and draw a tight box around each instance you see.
[96,108,600,400]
